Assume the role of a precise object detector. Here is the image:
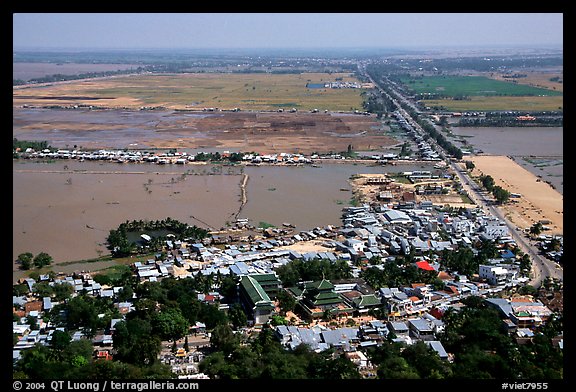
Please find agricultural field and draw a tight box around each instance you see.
[400,74,563,112]
[488,70,563,93]
[13,72,365,112]
[400,75,562,97]
[423,95,563,112]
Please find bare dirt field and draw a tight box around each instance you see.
[488,69,563,93]
[145,111,396,154]
[467,155,563,235]
[349,173,476,209]
[13,108,396,154]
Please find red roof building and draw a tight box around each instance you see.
[415,261,435,271]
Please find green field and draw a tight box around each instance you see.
[401,75,562,97]
[399,75,562,112]
[88,72,365,111]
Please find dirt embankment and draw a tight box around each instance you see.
[468,155,563,235]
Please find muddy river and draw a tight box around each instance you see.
[13,159,434,281]
[451,126,563,194]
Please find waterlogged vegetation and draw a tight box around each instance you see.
[106,218,209,257]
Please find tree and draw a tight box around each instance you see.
[530,222,544,236]
[401,341,452,379]
[50,330,72,361]
[210,324,239,355]
[26,315,38,331]
[270,315,288,326]
[62,338,94,366]
[152,307,189,341]
[32,282,54,298]
[17,252,34,270]
[277,289,296,315]
[492,185,510,204]
[53,283,74,301]
[519,254,532,277]
[198,303,228,329]
[480,174,495,192]
[33,252,53,268]
[227,303,247,330]
[113,318,162,366]
[13,283,29,296]
[378,356,420,379]
[16,344,52,379]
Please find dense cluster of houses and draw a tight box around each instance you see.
[14,147,318,165]
[14,188,559,373]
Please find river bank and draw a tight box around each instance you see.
[467,155,563,236]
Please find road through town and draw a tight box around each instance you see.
[363,64,562,287]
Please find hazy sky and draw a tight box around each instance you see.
[13,13,563,50]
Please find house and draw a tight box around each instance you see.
[380,288,412,317]
[24,301,42,315]
[485,297,552,328]
[426,341,449,360]
[350,294,382,314]
[95,350,113,361]
[321,327,360,350]
[479,265,516,286]
[408,318,435,341]
[43,297,52,311]
[275,325,326,352]
[191,321,206,335]
[387,320,409,336]
[415,260,435,272]
[92,334,114,347]
[239,275,275,325]
[382,209,412,224]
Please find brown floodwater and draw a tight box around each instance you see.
[13,160,242,280]
[450,126,563,194]
[13,159,434,281]
[13,62,140,81]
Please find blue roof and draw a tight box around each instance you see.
[427,341,448,358]
[485,298,513,317]
[230,261,250,275]
[409,318,433,332]
[321,328,358,346]
[369,320,387,329]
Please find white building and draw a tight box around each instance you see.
[479,265,517,286]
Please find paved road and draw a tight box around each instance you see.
[450,161,563,286]
[362,63,562,287]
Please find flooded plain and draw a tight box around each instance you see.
[13,62,139,81]
[450,126,563,194]
[13,159,434,280]
[13,107,562,282]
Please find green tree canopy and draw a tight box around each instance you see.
[33,252,53,268]
[151,307,189,341]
